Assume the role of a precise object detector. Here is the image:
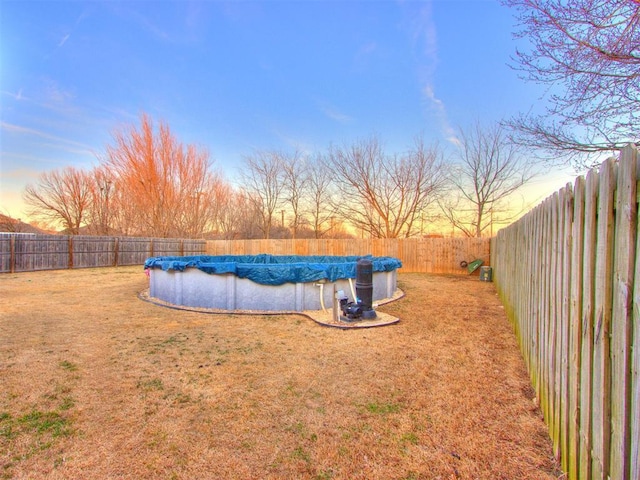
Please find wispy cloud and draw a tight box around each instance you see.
[52,9,90,52]
[1,89,25,101]
[359,41,377,56]
[352,40,378,72]
[58,33,70,47]
[1,122,95,154]
[105,2,169,41]
[7,78,85,122]
[271,129,314,156]
[404,1,458,146]
[317,101,353,124]
[43,78,74,105]
[422,85,459,146]
[3,78,76,115]
[106,2,210,45]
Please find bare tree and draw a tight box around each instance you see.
[84,166,115,235]
[503,0,640,166]
[327,136,446,238]
[23,167,92,234]
[238,150,287,239]
[441,122,535,237]
[173,160,226,238]
[214,187,262,239]
[107,180,140,236]
[281,151,308,239]
[104,113,216,237]
[306,157,339,239]
[204,177,235,237]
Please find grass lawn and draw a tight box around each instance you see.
[0,267,562,479]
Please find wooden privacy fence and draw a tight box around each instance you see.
[0,234,206,273]
[491,144,640,480]
[206,237,490,274]
[0,235,490,275]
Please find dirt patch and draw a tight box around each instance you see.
[0,267,562,479]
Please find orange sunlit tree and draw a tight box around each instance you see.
[104,113,221,238]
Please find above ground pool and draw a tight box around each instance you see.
[144,254,402,312]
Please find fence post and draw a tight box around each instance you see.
[114,237,119,267]
[68,236,74,269]
[9,234,15,273]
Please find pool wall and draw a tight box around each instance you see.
[147,256,399,312]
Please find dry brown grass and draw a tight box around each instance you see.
[0,267,562,480]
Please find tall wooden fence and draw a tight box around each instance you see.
[0,234,206,273]
[491,144,639,480]
[206,237,490,274]
[0,235,489,275]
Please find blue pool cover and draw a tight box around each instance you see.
[144,254,402,286]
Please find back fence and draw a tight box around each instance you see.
[0,234,206,273]
[0,235,489,275]
[206,237,490,274]
[491,144,639,480]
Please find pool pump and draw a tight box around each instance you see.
[339,258,377,321]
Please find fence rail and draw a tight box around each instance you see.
[0,234,206,273]
[206,237,490,274]
[491,144,639,480]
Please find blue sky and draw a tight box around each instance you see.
[0,0,575,220]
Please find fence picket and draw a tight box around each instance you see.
[568,176,585,479]
[547,193,557,451]
[559,184,573,470]
[540,197,554,428]
[579,169,599,480]
[632,207,640,480]
[592,157,616,479]
[532,204,543,401]
[609,145,637,479]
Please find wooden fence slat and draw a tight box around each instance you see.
[549,192,560,455]
[591,157,617,479]
[521,211,532,373]
[559,184,573,470]
[540,197,553,427]
[609,145,637,479]
[579,169,599,480]
[632,229,640,480]
[532,205,543,400]
[538,203,547,404]
[568,176,585,479]
[631,146,640,480]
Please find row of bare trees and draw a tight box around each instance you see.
[239,136,455,239]
[22,114,531,238]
